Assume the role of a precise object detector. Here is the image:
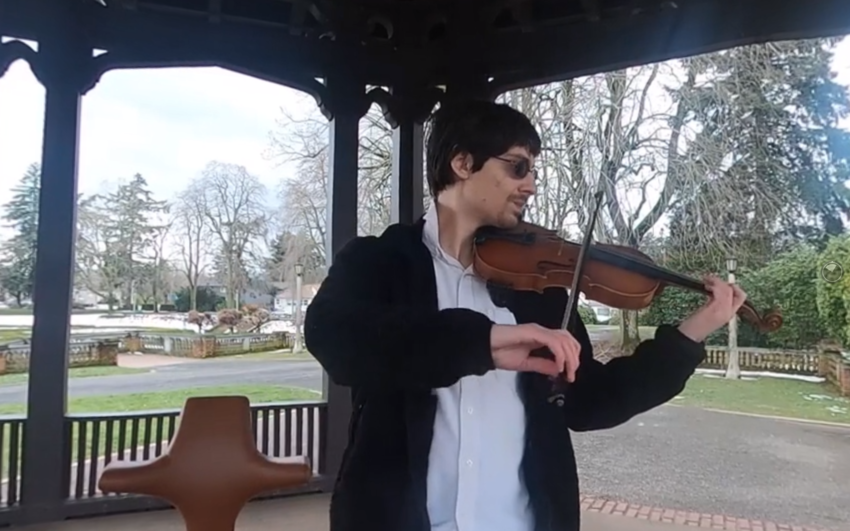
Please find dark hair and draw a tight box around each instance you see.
[425,99,542,197]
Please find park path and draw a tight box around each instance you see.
[116,353,200,369]
[573,404,850,531]
[0,358,323,404]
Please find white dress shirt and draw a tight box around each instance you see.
[422,203,533,531]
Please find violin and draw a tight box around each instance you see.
[470,189,782,407]
[472,221,783,334]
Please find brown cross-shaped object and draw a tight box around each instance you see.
[98,395,312,531]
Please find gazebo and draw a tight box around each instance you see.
[0,0,849,526]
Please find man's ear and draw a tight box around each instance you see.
[449,153,473,181]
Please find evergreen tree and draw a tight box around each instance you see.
[667,39,850,270]
[104,174,168,306]
[0,163,41,305]
[266,232,288,282]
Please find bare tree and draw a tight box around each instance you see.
[357,105,394,236]
[173,179,214,311]
[266,103,394,273]
[503,80,601,238]
[270,111,329,266]
[198,161,269,308]
[501,60,746,349]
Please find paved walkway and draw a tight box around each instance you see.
[581,494,834,531]
[116,353,199,368]
[573,404,849,530]
[22,493,826,531]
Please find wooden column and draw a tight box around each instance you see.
[317,75,371,486]
[375,86,441,224]
[19,3,93,523]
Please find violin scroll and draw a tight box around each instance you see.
[739,304,783,333]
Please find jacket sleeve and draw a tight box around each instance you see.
[562,315,706,432]
[304,236,496,391]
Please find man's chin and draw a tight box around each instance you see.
[494,212,522,229]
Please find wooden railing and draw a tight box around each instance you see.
[819,349,850,397]
[121,332,293,358]
[0,400,327,520]
[594,340,850,396]
[701,346,821,375]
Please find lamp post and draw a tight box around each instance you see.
[725,256,740,380]
[293,263,304,353]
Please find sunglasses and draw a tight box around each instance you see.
[494,156,537,180]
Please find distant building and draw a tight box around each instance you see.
[273,283,321,315]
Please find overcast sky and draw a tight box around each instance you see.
[2,36,850,236]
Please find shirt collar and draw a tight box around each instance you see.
[421,201,443,259]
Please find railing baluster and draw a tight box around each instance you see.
[117,418,128,460]
[0,421,6,503]
[142,416,153,460]
[104,419,115,466]
[74,420,87,498]
[154,415,165,456]
[88,420,101,497]
[295,406,304,456]
[307,406,316,474]
[273,405,282,457]
[129,417,141,460]
[284,407,293,456]
[167,413,177,442]
[8,420,20,506]
[261,408,271,455]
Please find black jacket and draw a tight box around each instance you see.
[304,219,706,531]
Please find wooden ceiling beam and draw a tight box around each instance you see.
[580,0,601,21]
[483,0,850,92]
[0,0,403,82]
[4,0,850,94]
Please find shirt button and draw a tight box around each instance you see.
[467,407,474,414]
[466,459,473,467]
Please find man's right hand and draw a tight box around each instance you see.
[490,323,581,381]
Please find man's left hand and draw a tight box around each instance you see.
[677,275,747,343]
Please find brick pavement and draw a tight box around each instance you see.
[580,494,833,531]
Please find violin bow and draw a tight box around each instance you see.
[548,186,606,407]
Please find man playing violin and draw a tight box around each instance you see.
[304,99,747,531]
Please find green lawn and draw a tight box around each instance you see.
[0,329,30,342]
[0,366,146,387]
[0,384,319,415]
[675,373,850,425]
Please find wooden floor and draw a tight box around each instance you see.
[14,494,705,531]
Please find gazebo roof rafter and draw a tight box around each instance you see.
[3,0,850,95]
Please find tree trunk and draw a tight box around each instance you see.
[619,310,641,353]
